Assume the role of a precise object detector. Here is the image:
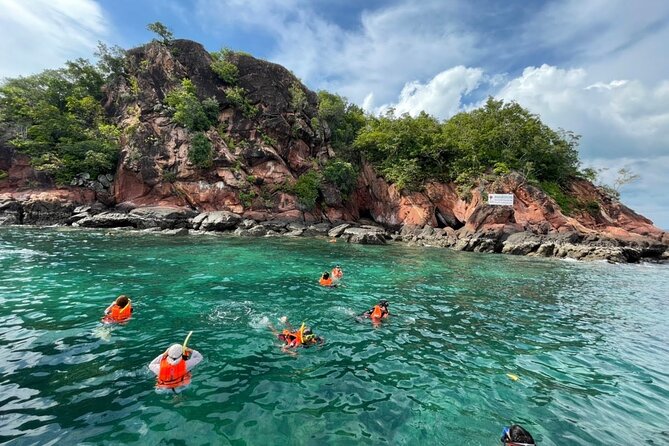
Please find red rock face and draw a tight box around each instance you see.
[0,187,96,204]
[345,166,665,242]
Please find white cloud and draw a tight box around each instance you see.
[497,64,669,160]
[375,66,483,117]
[0,0,109,79]
[195,0,478,106]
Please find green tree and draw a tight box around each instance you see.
[289,82,307,112]
[442,97,580,185]
[353,110,449,191]
[147,21,173,44]
[317,91,366,160]
[225,86,258,118]
[94,41,127,81]
[0,61,119,184]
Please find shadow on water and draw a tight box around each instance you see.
[1,227,668,445]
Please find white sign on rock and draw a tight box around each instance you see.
[488,193,514,206]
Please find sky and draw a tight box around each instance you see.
[1,0,668,229]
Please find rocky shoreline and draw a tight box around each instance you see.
[2,198,667,264]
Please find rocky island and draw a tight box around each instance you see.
[1,37,667,263]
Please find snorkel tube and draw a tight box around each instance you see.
[182,330,193,356]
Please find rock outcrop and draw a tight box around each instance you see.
[1,39,666,263]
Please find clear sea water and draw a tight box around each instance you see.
[0,227,668,445]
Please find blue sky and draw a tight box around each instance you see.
[1,0,668,229]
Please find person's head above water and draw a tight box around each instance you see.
[379,299,389,308]
[322,272,330,279]
[115,295,130,308]
[166,344,183,365]
[500,425,535,445]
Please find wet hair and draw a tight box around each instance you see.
[379,300,389,307]
[115,295,130,308]
[304,328,313,335]
[505,425,535,444]
[322,272,330,279]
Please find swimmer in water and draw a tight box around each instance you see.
[500,424,536,446]
[148,342,203,390]
[101,295,133,323]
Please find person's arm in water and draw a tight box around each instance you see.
[104,302,114,315]
[183,349,203,371]
[148,353,163,375]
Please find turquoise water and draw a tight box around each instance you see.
[0,228,668,445]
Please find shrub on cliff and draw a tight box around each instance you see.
[189,132,213,168]
[289,82,307,112]
[323,159,358,196]
[210,49,239,84]
[225,86,258,118]
[165,79,219,131]
[147,21,173,45]
[288,171,321,210]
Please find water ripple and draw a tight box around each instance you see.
[0,227,668,445]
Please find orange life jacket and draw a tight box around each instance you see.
[157,354,190,388]
[281,329,303,345]
[371,305,384,319]
[111,303,132,320]
[319,277,333,286]
[102,302,132,323]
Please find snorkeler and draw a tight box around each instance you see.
[359,300,390,321]
[148,334,203,390]
[500,424,536,446]
[319,272,335,287]
[269,319,323,351]
[331,265,343,280]
[101,295,133,323]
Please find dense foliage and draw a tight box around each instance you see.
[322,159,358,196]
[0,59,120,183]
[165,79,219,131]
[442,98,580,186]
[353,110,446,191]
[346,98,582,192]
